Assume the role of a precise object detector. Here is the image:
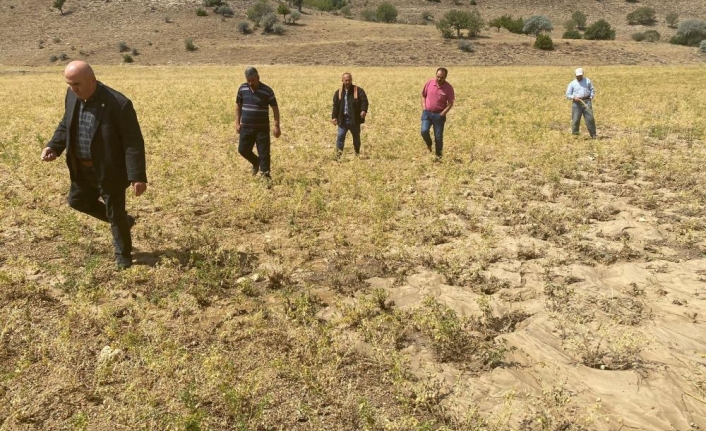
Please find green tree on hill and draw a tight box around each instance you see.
[376,2,398,23]
[277,4,291,22]
[53,0,66,15]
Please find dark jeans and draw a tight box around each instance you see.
[238,127,271,175]
[68,164,131,258]
[572,100,596,137]
[336,116,361,153]
[421,110,446,156]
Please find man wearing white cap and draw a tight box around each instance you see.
[565,67,596,138]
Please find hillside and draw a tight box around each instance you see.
[0,0,705,66]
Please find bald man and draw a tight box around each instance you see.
[41,61,147,270]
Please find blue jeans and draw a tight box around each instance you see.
[336,116,361,153]
[421,110,446,156]
[572,100,596,137]
[238,127,271,174]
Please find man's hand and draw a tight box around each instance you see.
[132,182,147,197]
[41,147,57,162]
[273,125,281,138]
[331,118,338,126]
[236,123,241,134]
[360,112,366,120]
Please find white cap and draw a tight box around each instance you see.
[575,68,584,76]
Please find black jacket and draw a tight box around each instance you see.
[331,85,369,126]
[47,82,147,191]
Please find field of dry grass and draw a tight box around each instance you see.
[1,64,705,430]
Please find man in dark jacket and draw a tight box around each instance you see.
[331,72,368,157]
[41,61,148,270]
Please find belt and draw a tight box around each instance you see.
[77,158,93,167]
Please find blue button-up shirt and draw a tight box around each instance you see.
[566,77,595,100]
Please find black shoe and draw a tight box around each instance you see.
[116,255,132,270]
[251,164,259,176]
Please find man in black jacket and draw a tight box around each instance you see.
[41,61,148,270]
[331,72,368,157]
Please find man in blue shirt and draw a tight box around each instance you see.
[565,67,596,138]
[235,67,281,179]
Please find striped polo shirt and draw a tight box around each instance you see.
[236,82,278,130]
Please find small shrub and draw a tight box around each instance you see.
[49,55,58,62]
[523,15,553,35]
[670,20,706,46]
[631,32,645,42]
[360,8,376,22]
[376,2,398,23]
[184,38,197,51]
[122,54,134,63]
[261,13,277,33]
[164,16,172,23]
[339,5,351,18]
[627,7,656,25]
[215,5,233,17]
[470,0,477,4]
[53,0,65,15]
[534,33,554,50]
[237,21,251,34]
[642,29,660,42]
[571,10,587,30]
[436,20,454,38]
[458,39,474,52]
[203,0,223,6]
[584,19,615,40]
[666,12,679,29]
[196,8,207,16]
[59,53,69,60]
[131,47,139,55]
[506,16,524,34]
[563,30,582,39]
[421,11,433,23]
[53,36,61,43]
[118,41,129,52]
[564,19,576,31]
[289,10,301,24]
[247,1,274,26]
[273,24,285,35]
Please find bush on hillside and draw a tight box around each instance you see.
[584,19,615,40]
[571,10,587,30]
[118,42,129,52]
[273,24,285,35]
[640,30,660,42]
[53,0,65,15]
[523,15,553,35]
[289,10,302,24]
[669,20,706,46]
[185,38,197,51]
[700,40,706,53]
[563,30,582,39]
[203,0,223,6]
[196,7,207,16]
[666,12,679,29]
[305,0,346,12]
[360,8,376,22]
[123,54,134,63]
[247,1,274,26]
[215,5,233,17]
[376,2,398,23]
[237,21,251,34]
[627,7,656,25]
[421,11,434,23]
[339,5,352,18]
[534,34,554,50]
[458,39,474,52]
[261,13,278,32]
